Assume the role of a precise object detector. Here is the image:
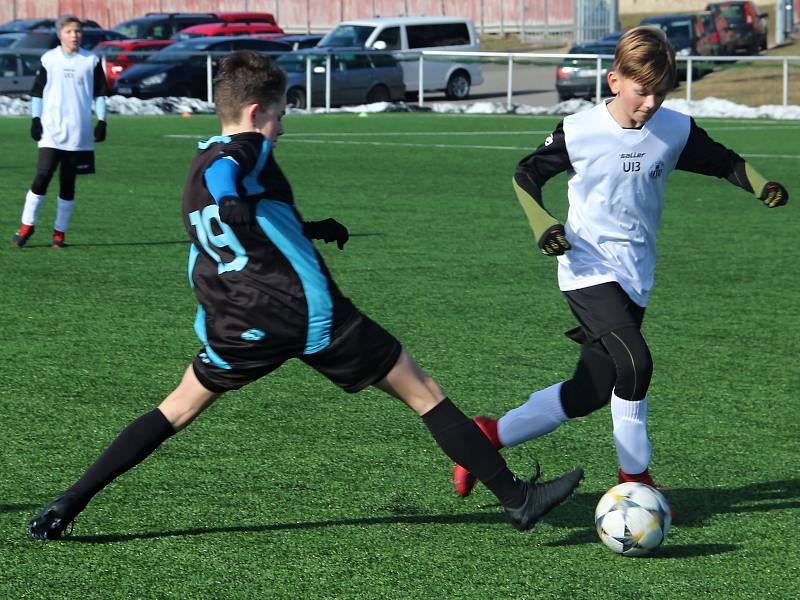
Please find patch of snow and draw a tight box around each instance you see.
[2,94,799,120]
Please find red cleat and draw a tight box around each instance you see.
[51,230,67,249]
[11,225,35,247]
[618,468,676,520]
[453,416,501,497]
[618,468,670,489]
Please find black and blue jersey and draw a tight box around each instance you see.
[182,132,359,384]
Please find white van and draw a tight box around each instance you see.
[317,16,483,99]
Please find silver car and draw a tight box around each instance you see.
[0,50,40,95]
[276,49,405,108]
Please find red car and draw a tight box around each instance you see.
[95,39,174,86]
[706,1,769,53]
[173,21,283,40]
[212,12,279,25]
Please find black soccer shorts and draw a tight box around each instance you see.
[192,307,402,394]
[563,281,646,344]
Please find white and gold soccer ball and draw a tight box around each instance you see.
[595,482,672,556]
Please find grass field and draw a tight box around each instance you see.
[1,112,798,599]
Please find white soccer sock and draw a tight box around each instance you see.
[21,190,46,226]
[54,197,75,233]
[497,382,569,447]
[610,392,652,475]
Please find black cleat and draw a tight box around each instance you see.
[27,493,81,541]
[506,467,584,531]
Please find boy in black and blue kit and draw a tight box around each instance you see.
[27,51,582,541]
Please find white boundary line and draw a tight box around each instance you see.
[164,134,800,158]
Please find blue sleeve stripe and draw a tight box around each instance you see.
[204,157,241,204]
[188,243,199,288]
[193,305,232,370]
[32,97,43,118]
[95,96,107,120]
[255,200,333,354]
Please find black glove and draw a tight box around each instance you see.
[94,120,107,143]
[218,196,253,226]
[758,182,788,208]
[303,218,349,250]
[30,117,42,141]
[537,224,571,256]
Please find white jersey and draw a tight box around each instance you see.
[38,48,101,152]
[556,102,691,306]
[515,102,748,308]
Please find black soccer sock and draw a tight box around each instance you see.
[422,398,526,508]
[66,409,175,510]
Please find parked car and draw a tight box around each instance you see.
[274,34,323,51]
[706,1,768,53]
[0,49,40,94]
[703,9,738,54]
[0,32,26,48]
[10,27,128,51]
[317,16,483,99]
[172,21,283,40]
[114,36,290,98]
[277,48,405,108]
[112,12,279,41]
[95,39,174,87]
[555,43,615,101]
[640,14,719,79]
[0,18,101,32]
[598,31,624,44]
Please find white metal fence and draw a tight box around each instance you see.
[86,48,800,110]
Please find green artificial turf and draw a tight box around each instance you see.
[0,113,797,599]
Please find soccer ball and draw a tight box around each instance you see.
[595,482,672,556]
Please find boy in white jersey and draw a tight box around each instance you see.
[11,15,108,249]
[451,27,789,505]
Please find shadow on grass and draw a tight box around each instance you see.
[538,477,800,556]
[65,510,506,544]
[549,477,800,529]
[0,503,40,513]
[57,477,800,546]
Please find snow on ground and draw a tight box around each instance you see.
[2,94,800,120]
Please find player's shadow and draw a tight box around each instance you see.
[1,503,40,513]
[60,478,800,547]
[543,477,800,555]
[65,511,506,544]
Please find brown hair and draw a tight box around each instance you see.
[213,51,287,124]
[56,15,82,31]
[613,26,676,93]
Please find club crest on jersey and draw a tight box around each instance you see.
[649,161,664,178]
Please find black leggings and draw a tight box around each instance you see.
[30,148,77,200]
[561,326,653,418]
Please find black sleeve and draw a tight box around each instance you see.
[514,121,573,204]
[93,61,108,97]
[217,134,262,175]
[30,65,47,97]
[675,117,752,192]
